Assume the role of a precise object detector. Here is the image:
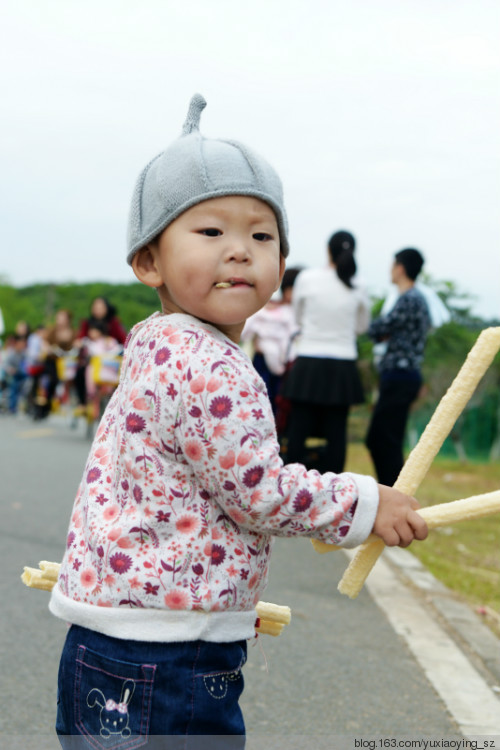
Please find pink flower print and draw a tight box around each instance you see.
[155,347,171,365]
[293,489,313,513]
[211,527,223,540]
[126,412,146,433]
[133,485,143,503]
[87,467,102,484]
[161,325,177,338]
[128,576,141,589]
[209,396,232,419]
[250,490,263,506]
[97,599,112,607]
[219,450,235,470]
[107,527,121,541]
[227,564,238,578]
[185,440,203,461]
[80,568,97,589]
[229,509,246,525]
[125,460,142,481]
[310,506,320,523]
[213,423,226,439]
[132,397,149,411]
[190,375,205,394]
[103,505,120,523]
[248,572,259,589]
[109,552,133,575]
[237,409,250,421]
[176,514,200,535]
[242,465,264,488]
[95,493,108,506]
[206,376,222,393]
[164,589,190,609]
[236,450,252,467]
[94,446,110,466]
[103,574,116,586]
[210,545,226,566]
[116,536,134,549]
[67,531,76,549]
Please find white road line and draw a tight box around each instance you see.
[344,549,500,735]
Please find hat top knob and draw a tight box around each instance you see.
[182,93,207,135]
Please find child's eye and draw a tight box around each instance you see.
[198,228,222,237]
[253,232,273,242]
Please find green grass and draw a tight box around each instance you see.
[345,442,500,636]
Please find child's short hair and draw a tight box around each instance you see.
[127,94,289,264]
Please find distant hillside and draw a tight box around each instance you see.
[0,281,161,334]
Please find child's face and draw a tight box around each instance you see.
[135,196,285,343]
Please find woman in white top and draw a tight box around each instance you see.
[282,230,370,472]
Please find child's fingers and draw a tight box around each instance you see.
[409,509,428,540]
[374,527,401,547]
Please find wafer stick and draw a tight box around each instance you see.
[21,563,292,637]
[21,567,56,591]
[337,326,500,598]
[255,620,285,636]
[39,560,61,581]
[255,600,291,626]
[312,490,500,553]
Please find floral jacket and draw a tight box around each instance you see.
[50,313,378,642]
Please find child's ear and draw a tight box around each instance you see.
[276,255,286,291]
[132,246,163,288]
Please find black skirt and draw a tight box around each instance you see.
[280,356,365,406]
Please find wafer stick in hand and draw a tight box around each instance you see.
[313,490,500,553]
[335,326,500,598]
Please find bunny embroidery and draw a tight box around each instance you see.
[87,679,135,738]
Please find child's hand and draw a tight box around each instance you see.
[373,485,428,547]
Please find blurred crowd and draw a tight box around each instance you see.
[0,297,126,420]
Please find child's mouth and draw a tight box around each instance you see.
[214,280,251,289]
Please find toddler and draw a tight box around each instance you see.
[50,94,427,748]
[82,321,123,401]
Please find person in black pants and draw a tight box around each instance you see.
[365,248,430,486]
[282,230,370,473]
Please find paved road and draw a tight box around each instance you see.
[0,413,498,749]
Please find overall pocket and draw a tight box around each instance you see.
[74,644,156,750]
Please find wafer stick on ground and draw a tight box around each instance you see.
[21,563,292,637]
[326,326,500,598]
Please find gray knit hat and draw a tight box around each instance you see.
[127,93,289,263]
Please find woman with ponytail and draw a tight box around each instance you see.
[282,230,370,473]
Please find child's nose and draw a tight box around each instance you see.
[224,237,251,262]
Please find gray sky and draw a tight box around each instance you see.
[1,0,499,318]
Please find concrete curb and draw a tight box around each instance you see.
[383,546,500,687]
